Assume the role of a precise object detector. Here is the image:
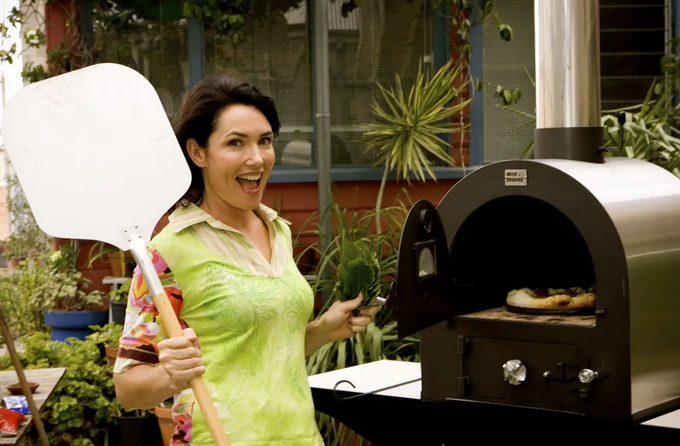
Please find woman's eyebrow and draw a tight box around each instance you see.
[221,130,273,139]
[222,131,247,139]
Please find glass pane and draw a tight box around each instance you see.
[94,0,189,118]
[328,0,432,165]
[205,1,313,167]
[482,0,536,163]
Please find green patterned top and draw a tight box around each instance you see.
[115,203,323,445]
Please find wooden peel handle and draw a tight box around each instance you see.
[153,291,232,446]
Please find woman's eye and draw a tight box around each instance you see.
[260,137,272,146]
[227,140,242,147]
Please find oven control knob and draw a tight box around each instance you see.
[502,359,526,385]
[578,369,599,384]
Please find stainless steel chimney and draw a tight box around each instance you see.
[534,0,604,163]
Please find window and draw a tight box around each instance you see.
[600,0,665,110]
[204,1,432,168]
[93,0,438,176]
[94,0,189,117]
[205,2,314,167]
[328,0,433,166]
[479,0,668,163]
[482,0,536,163]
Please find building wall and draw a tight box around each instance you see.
[59,1,467,290]
[263,179,459,243]
[0,1,48,249]
[0,184,8,241]
[76,178,459,292]
[481,0,668,162]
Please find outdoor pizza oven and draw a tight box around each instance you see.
[390,0,680,423]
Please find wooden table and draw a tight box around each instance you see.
[0,368,66,445]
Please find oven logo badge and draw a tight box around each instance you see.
[504,169,528,186]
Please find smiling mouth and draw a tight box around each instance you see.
[236,174,263,193]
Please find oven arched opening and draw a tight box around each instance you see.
[449,195,597,324]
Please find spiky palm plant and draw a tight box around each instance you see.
[602,82,680,176]
[363,59,471,233]
[297,198,420,446]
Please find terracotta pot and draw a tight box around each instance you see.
[6,381,39,395]
[7,256,25,270]
[105,345,117,366]
[108,251,135,277]
[154,404,174,446]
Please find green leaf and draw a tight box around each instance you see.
[483,0,493,15]
[499,24,513,41]
[337,340,346,369]
[335,239,381,308]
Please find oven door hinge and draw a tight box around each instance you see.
[457,335,468,355]
[457,335,469,395]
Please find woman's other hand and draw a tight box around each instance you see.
[157,327,205,392]
[320,293,381,342]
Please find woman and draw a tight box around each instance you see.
[113,76,380,445]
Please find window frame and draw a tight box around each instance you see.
[185,1,483,184]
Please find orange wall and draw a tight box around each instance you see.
[262,179,459,274]
[262,180,458,237]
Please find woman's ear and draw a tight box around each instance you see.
[187,138,207,168]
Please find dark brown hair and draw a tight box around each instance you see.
[172,75,281,210]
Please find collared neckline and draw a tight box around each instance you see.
[168,202,283,234]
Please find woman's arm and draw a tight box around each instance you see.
[305,294,381,355]
[114,363,177,410]
[112,247,203,409]
[305,318,333,356]
[114,327,204,410]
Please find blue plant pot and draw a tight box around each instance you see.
[44,309,109,342]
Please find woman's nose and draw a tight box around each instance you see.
[245,144,264,165]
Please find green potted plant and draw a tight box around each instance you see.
[362,59,471,234]
[87,242,136,278]
[0,331,119,445]
[31,244,108,342]
[299,200,419,446]
[0,257,49,343]
[89,323,123,366]
[2,175,52,269]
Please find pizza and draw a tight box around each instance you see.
[506,287,596,310]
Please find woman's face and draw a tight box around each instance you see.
[189,104,275,213]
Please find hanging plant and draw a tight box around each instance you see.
[182,0,251,44]
[1,0,139,82]
[182,0,304,44]
[340,0,513,59]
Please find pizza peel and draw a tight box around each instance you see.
[0,63,231,446]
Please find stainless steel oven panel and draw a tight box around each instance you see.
[537,158,680,417]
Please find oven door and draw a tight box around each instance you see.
[391,199,454,338]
